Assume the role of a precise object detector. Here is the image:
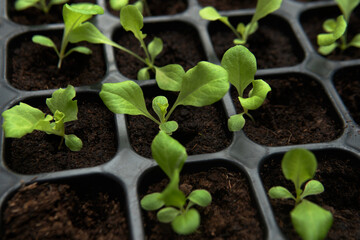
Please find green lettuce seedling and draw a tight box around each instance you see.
[141,131,212,235]
[100,61,229,135]
[32,3,104,68]
[15,0,68,14]
[317,0,360,55]
[2,85,82,151]
[109,0,151,16]
[268,149,333,240]
[199,0,282,45]
[221,45,271,132]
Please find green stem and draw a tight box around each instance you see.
[58,136,64,150]
[112,42,149,66]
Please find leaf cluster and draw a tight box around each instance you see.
[1,85,82,151]
[317,0,360,55]
[140,131,212,235]
[221,45,271,131]
[15,0,68,14]
[199,0,282,45]
[268,149,333,240]
[100,61,229,135]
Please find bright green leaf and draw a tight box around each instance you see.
[317,15,347,46]
[110,0,128,10]
[64,134,83,151]
[148,37,163,62]
[157,207,180,223]
[51,0,68,4]
[63,3,103,32]
[268,186,295,200]
[318,43,338,55]
[239,79,271,110]
[137,67,150,80]
[301,180,324,199]
[199,6,232,28]
[291,200,333,240]
[32,35,57,49]
[228,113,245,132]
[349,33,360,48]
[236,22,246,35]
[152,96,169,122]
[252,0,282,23]
[161,174,187,208]
[155,64,185,92]
[171,209,200,235]
[335,0,360,22]
[323,19,337,33]
[188,189,212,207]
[159,121,178,135]
[120,5,144,41]
[69,22,115,46]
[141,192,164,211]
[15,0,38,10]
[65,46,92,57]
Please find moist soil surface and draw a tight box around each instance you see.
[8,30,106,91]
[333,66,360,125]
[106,0,187,17]
[197,0,256,10]
[1,180,129,239]
[8,0,96,25]
[4,94,117,175]
[261,150,360,240]
[141,166,264,240]
[127,86,232,158]
[301,6,360,60]
[234,74,343,146]
[113,21,206,80]
[209,15,304,68]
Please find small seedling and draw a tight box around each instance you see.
[15,0,68,14]
[268,148,333,240]
[199,0,282,45]
[2,85,82,151]
[141,131,212,235]
[221,45,271,132]
[317,0,360,55]
[109,0,151,16]
[100,61,229,134]
[32,3,104,68]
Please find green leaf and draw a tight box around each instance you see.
[151,131,187,179]
[69,22,115,46]
[64,134,83,151]
[199,6,232,28]
[317,15,347,46]
[236,22,246,35]
[157,207,180,223]
[155,64,185,92]
[110,0,128,10]
[32,35,59,55]
[159,121,178,135]
[239,79,271,110]
[318,43,338,55]
[291,200,333,240]
[51,0,69,5]
[335,0,360,22]
[228,113,246,132]
[133,0,144,13]
[63,3,103,32]
[188,189,212,207]
[221,45,256,96]
[2,102,46,138]
[268,186,295,200]
[172,209,200,235]
[323,19,337,33]
[176,61,229,107]
[161,174,187,208]
[100,81,152,118]
[15,0,38,10]
[152,96,169,122]
[349,33,360,48]
[148,37,163,62]
[301,180,324,199]
[137,67,150,80]
[141,192,164,211]
[46,85,78,123]
[281,149,317,194]
[252,0,282,23]
[120,5,145,41]
[65,46,92,57]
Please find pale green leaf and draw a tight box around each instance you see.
[63,3,103,32]
[120,5,144,41]
[172,209,200,235]
[137,67,150,80]
[176,61,229,107]
[323,19,337,33]
[32,35,58,54]
[148,37,163,62]
[152,96,169,122]
[161,174,187,208]
[159,121,178,135]
[228,113,245,132]
[110,0,128,10]
[221,45,256,96]
[155,64,185,92]
[199,6,231,28]
[2,102,46,138]
[157,207,180,223]
[236,22,246,35]
[188,189,212,207]
[268,186,295,200]
[335,0,360,21]
[245,21,258,36]
[141,192,164,211]
[291,200,333,240]
[15,0,38,10]
[252,0,282,23]
[301,180,324,199]
[239,79,271,110]
[68,22,116,46]
[133,1,144,13]
[46,85,78,123]
[317,15,347,46]
[65,46,92,58]
[318,43,338,55]
[349,33,360,48]
[151,131,187,179]
[64,134,83,151]
[50,0,69,5]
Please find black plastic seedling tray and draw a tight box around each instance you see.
[0,0,359,239]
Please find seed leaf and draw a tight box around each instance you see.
[349,33,360,48]
[318,43,338,55]
[171,209,200,235]
[268,186,295,200]
[64,134,83,151]
[157,207,180,223]
[137,67,150,80]
[317,15,347,46]
[148,37,163,62]
[228,113,246,131]
[301,180,324,199]
[155,64,185,92]
[188,189,212,207]
[32,35,57,49]
[15,0,38,10]
[141,192,164,211]
[110,0,128,10]
[239,79,271,110]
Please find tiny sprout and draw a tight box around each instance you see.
[141,131,212,235]
[268,149,333,240]
[15,0,68,14]
[199,0,282,45]
[2,85,82,151]
[317,0,360,55]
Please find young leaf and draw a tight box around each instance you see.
[141,192,165,211]
[161,174,187,208]
[301,180,324,199]
[15,0,38,11]
[120,5,145,41]
[188,189,212,207]
[335,0,360,21]
[157,207,180,223]
[152,96,169,123]
[317,15,347,46]
[155,64,185,92]
[110,0,129,10]
[251,0,282,23]
[318,43,339,55]
[171,209,200,235]
[64,134,83,151]
[63,3,104,32]
[239,80,271,110]
[268,186,295,200]
[148,37,163,62]
[291,200,333,240]
[159,121,179,135]
[228,113,246,132]
[137,67,150,80]
[32,35,58,52]
[349,33,360,47]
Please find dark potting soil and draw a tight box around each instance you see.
[127,86,232,158]
[333,66,360,125]
[260,150,360,240]
[141,166,264,240]
[197,0,256,10]
[105,0,187,17]
[209,15,304,68]
[8,30,106,91]
[1,181,129,239]
[113,21,206,80]
[233,74,343,146]
[4,93,118,175]
[301,6,360,61]
[7,0,96,25]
